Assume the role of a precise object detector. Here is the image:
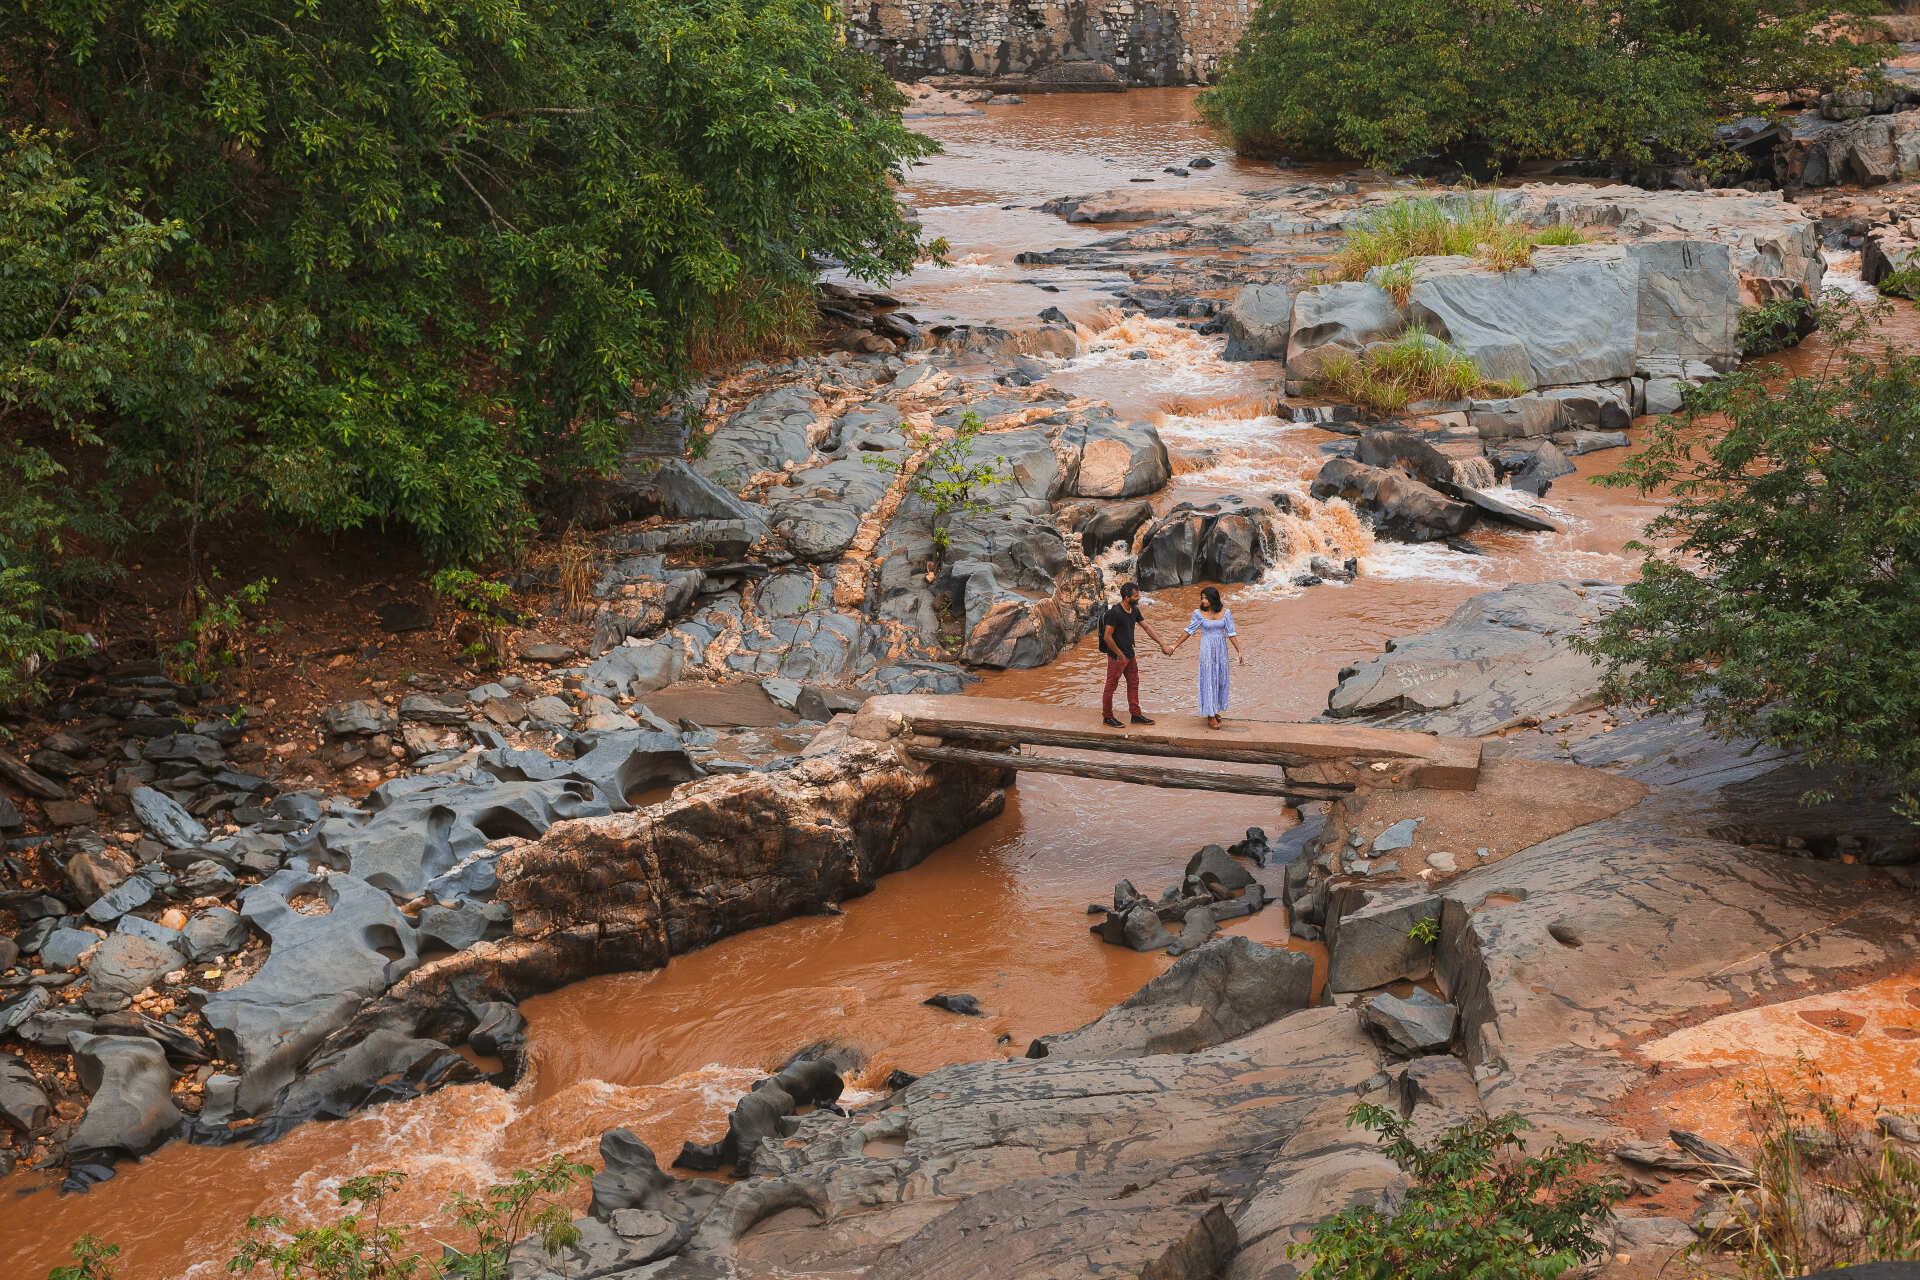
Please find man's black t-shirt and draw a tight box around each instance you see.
[1101,602,1144,660]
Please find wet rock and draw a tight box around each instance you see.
[586,643,683,696]
[1122,901,1176,951]
[1361,988,1458,1055]
[256,1028,480,1136]
[1452,484,1558,533]
[322,700,397,738]
[1490,438,1575,497]
[0,1054,50,1135]
[67,846,135,904]
[1371,819,1421,853]
[924,992,984,1016]
[1311,458,1474,543]
[1327,580,1622,733]
[1186,843,1256,893]
[1221,283,1295,361]
[68,1033,183,1159]
[1077,499,1154,556]
[129,786,210,848]
[1166,906,1218,956]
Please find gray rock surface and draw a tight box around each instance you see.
[201,872,421,1113]
[1286,282,1404,378]
[0,1054,49,1133]
[1361,988,1458,1055]
[1310,458,1474,543]
[1407,246,1638,390]
[85,932,185,1009]
[1221,283,1295,361]
[1326,884,1440,993]
[1326,580,1623,733]
[130,785,210,848]
[1029,936,1313,1060]
[68,1033,183,1158]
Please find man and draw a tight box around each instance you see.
[1099,582,1171,728]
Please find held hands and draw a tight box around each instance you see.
[1162,643,1174,656]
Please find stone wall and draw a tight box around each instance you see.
[847,0,1254,87]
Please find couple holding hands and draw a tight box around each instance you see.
[1098,583,1246,731]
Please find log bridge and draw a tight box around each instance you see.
[851,694,1482,803]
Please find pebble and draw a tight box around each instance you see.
[1426,852,1457,872]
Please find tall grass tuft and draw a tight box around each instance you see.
[1312,325,1522,413]
[1333,191,1584,281]
[1692,1060,1920,1278]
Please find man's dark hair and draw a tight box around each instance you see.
[1119,582,1140,601]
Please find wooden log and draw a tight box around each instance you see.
[906,744,1354,801]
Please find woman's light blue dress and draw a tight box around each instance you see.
[1186,608,1235,716]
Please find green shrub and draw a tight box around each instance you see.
[1577,297,1920,815]
[1313,327,1520,413]
[1877,269,1920,302]
[1293,1103,1623,1279]
[1737,295,1818,357]
[0,0,932,576]
[867,410,1008,560]
[1200,0,1872,173]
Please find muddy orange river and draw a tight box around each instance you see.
[0,88,1901,1279]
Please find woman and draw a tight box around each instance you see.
[1169,586,1246,729]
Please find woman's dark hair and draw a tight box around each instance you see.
[1200,586,1223,612]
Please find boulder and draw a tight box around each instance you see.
[1077,500,1155,556]
[1286,283,1404,378]
[1327,580,1622,733]
[692,385,822,488]
[0,1054,50,1133]
[1361,987,1458,1055]
[1030,936,1313,1061]
[322,700,397,738]
[1626,240,1740,368]
[68,1033,183,1159]
[924,993,985,1016]
[1063,416,1171,498]
[1221,283,1295,361]
[66,846,135,904]
[181,907,251,962]
[1326,886,1441,993]
[1310,458,1475,543]
[85,932,185,1009]
[1407,246,1638,390]
[201,872,422,1114]
[129,786,210,848]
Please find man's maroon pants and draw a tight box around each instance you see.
[1102,656,1141,719]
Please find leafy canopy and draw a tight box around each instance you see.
[1295,1103,1622,1279]
[1576,298,1920,815]
[1200,0,1873,172]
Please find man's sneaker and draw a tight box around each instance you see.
[1102,716,1124,727]
[1131,714,1156,725]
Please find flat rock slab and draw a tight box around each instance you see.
[643,682,799,729]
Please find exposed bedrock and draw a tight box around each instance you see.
[320,730,1009,1076]
[1326,579,1623,734]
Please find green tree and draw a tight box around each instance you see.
[1200,0,1872,173]
[1576,299,1920,815]
[867,410,1008,561]
[1294,1104,1623,1279]
[0,0,931,568]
